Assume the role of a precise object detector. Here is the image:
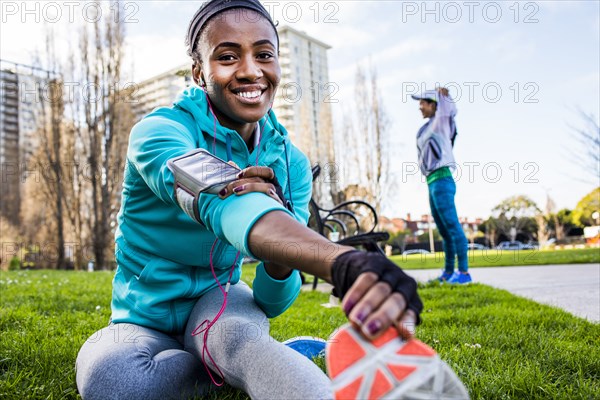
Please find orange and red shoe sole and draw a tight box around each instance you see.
[326,323,470,399]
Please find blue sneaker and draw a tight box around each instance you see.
[430,271,454,283]
[283,336,326,359]
[446,272,472,284]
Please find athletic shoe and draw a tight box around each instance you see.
[446,272,472,285]
[283,336,326,359]
[326,323,469,399]
[430,270,454,283]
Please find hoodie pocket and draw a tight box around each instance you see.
[138,257,192,289]
[122,258,182,323]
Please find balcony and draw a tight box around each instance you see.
[2,115,18,123]
[0,74,18,83]
[2,97,19,107]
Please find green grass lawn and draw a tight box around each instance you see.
[1,269,599,399]
[391,247,600,270]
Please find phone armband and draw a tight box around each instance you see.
[167,149,241,223]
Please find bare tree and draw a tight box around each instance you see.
[354,66,371,192]
[332,102,358,206]
[8,2,132,269]
[369,66,391,215]
[568,110,600,182]
[42,78,67,269]
[78,1,132,269]
[61,49,87,269]
[25,28,68,269]
[319,101,338,203]
[336,64,392,216]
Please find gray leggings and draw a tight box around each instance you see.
[76,282,333,399]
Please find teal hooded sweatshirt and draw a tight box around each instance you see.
[111,86,313,334]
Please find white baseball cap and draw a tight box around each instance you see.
[411,90,439,102]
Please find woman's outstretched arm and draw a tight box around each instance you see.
[248,210,353,282]
[248,210,420,340]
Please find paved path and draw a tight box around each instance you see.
[305,263,600,322]
[406,264,599,322]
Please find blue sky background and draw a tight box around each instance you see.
[2,0,599,219]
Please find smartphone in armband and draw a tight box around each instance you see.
[167,149,241,196]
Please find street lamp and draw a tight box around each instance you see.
[428,214,435,253]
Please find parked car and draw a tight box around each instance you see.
[402,249,431,255]
[496,241,537,250]
[467,243,490,250]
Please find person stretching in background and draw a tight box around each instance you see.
[412,88,472,284]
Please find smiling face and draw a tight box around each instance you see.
[193,9,281,137]
[419,99,437,119]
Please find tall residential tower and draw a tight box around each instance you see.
[274,25,334,182]
[0,60,55,224]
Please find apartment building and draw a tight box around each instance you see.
[0,60,55,224]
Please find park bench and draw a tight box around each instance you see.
[307,165,390,290]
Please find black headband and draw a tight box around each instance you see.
[187,0,279,57]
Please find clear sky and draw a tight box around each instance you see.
[1,0,599,220]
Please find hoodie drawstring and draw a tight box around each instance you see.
[225,134,233,162]
[283,141,294,214]
[192,90,296,387]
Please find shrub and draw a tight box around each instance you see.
[8,256,20,271]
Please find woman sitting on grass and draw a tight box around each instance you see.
[75,1,465,399]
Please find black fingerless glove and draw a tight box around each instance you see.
[331,250,423,324]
